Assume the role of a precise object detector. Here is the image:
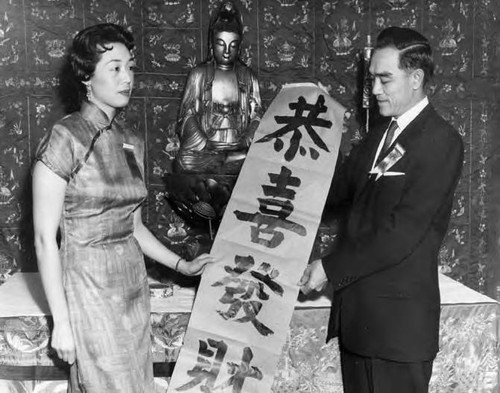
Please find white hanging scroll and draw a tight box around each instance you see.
[167,83,346,393]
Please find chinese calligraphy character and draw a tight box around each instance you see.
[234,166,306,248]
[212,255,284,336]
[256,95,332,161]
[177,338,227,392]
[177,338,263,393]
[215,347,263,392]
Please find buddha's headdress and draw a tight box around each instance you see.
[208,2,243,57]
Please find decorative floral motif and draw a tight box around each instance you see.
[146,33,198,71]
[0,252,16,284]
[151,313,190,362]
[46,39,66,58]
[430,304,500,392]
[277,41,295,62]
[438,19,465,57]
[0,166,17,207]
[146,2,196,26]
[473,102,490,292]
[325,17,359,56]
[0,300,498,392]
[0,0,497,307]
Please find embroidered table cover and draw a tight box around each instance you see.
[0,272,498,392]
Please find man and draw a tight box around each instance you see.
[300,27,464,392]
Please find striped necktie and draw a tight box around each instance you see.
[377,120,398,164]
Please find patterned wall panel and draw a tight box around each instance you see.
[144,29,200,73]
[0,0,499,302]
[144,97,181,182]
[259,1,315,79]
[438,100,472,281]
[0,0,25,73]
[319,1,368,106]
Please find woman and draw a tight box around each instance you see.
[32,23,214,392]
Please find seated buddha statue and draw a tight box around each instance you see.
[173,1,262,175]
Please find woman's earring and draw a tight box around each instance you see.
[84,82,93,102]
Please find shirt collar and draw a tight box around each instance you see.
[393,96,429,131]
[371,97,428,170]
[80,101,116,129]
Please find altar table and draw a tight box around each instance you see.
[0,272,498,392]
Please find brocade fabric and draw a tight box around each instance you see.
[0,279,498,392]
[34,102,153,393]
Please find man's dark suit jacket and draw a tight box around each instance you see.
[322,104,464,363]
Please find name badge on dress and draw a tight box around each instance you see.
[122,143,142,180]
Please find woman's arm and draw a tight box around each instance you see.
[32,161,75,364]
[133,207,214,275]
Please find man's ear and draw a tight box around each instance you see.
[411,68,425,90]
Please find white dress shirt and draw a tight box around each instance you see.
[371,96,429,170]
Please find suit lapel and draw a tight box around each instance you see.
[391,104,434,153]
[355,105,435,196]
[354,120,390,193]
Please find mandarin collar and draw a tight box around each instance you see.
[80,101,117,129]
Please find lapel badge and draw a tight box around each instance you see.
[123,142,134,151]
[371,143,406,181]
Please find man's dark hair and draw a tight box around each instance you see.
[376,26,434,86]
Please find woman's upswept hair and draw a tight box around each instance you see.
[69,23,134,83]
[58,23,134,112]
[375,26,434,86]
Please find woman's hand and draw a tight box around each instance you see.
[177,253,216,276]
[50,321,76,364]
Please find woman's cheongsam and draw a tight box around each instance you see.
[35,102,154,393]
